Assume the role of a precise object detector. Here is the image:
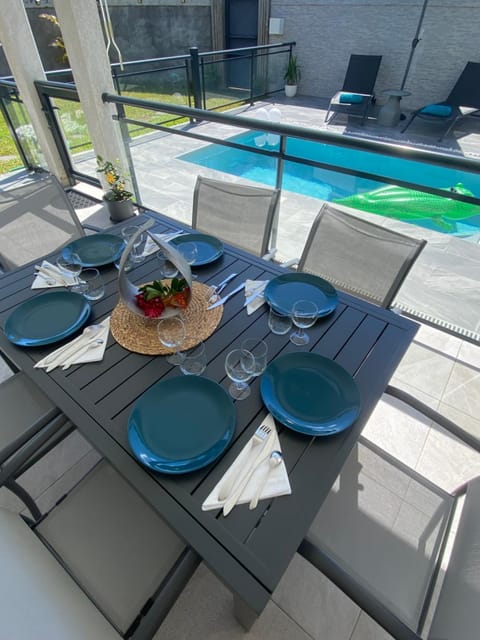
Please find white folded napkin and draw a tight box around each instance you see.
[32,261,77,289]
[244,278,268,315]
[142,231,184,257]
[34,317,110,372]
[202,414,291,511]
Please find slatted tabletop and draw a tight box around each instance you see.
[0,211,418,624]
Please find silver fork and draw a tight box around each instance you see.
[222,424,274,516]
[218,424,271,501]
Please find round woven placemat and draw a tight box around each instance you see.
[110,281,223,355]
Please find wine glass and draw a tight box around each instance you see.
[225,348,255,400]
[56,252,84,292]
[180,341,206,376]
[177,242,198,266]
[56,252,82,280]
[157,316,185,365]
[290,300,318,346]
[121,225,145,263]
[241,338,268,376]
[156,251,179,279]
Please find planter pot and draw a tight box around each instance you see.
[285,84,297,98]
[103,197,135,222]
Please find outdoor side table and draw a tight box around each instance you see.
[377,89,412,127]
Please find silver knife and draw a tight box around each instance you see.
[243,288,265,308]
[210,273,237,297]
[207,282,245,310]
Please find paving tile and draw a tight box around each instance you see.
[155,562,314,640]
[415,426,480,492]
[442,360,480,419]
[350,612,394,640]
[273,554,359,640]
[362,393,431,470]
[457,339,480,369]
[391,342,456,402]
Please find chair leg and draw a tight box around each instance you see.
[400,113,416,133]
[438,115,461,142]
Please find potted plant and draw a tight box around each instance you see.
[284,55,301,98]
[96,155,135,222]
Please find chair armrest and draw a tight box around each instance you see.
[280,257,299,269]
[262,248,277,261]
[82,223,104,233]
[385,384,480,453]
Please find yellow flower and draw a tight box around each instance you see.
[106,172,115,185]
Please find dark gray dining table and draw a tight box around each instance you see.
[0,210,418,629]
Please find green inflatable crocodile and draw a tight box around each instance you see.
[335,183,479,231]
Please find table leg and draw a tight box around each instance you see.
[233,594,260,630]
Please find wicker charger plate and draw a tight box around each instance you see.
[111,281,223,355]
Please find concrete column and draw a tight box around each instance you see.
[53,0,129,187]
[0,0,69,182]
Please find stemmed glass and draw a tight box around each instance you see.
[225,348,255,400]
[241,338,268,377]
[157,316,186,365]
[121,226,145,263]
[56,252,83,292]
[156,252,179,279]
[177,242,198,267]
[290,300,318,346]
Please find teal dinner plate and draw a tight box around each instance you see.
[62,234,124,267]
[170,232,224,266]
[260,352,360,436]
[128,376,235,473]
[5,291,91,347]
[264,272,338,317]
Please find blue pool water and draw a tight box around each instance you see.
[179,131,480,237]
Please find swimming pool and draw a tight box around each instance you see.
[179,131,480,237]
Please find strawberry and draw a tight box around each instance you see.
[135,278,189,317]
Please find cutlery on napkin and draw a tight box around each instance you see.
[32,261,77,289]
[142,231,185,257]
[243,279,269,315]
[34,318,110,372]
[202,414,291,514]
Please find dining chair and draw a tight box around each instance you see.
[0,172,97,272]
[192,175,281,259]
[298,399,480,640]
[324,54,383,126]
[1,446,199,639]
[297,202,426,308]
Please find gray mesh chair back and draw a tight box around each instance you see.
[300,429,480,640]
[0,174,85,271]
[192,176,280,257]
[298,203,426,307]
[325,54,382,125]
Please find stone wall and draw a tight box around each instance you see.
[269,0,480,110]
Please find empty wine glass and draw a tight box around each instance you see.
[180,341,206,376]
[290,300,318,346]
[156,251,179,279]
[157,316,185,365]
[241,338,268,376]
[225,348,255,400]
[121,225,145,263]
[56,252,82,282]
[177,242,197,267]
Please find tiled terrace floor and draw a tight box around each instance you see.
[1,98,480,638]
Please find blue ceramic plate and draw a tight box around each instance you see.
[264,272,338,317]
[260,352,360,436]
[170,233,224,266]
[5,291,91,347]
[128,376,235,474]
[62,234,125,267]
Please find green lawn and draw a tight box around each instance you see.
[0,90,242,176]
[0,111,23,175]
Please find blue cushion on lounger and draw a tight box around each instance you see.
[339,93,364,104]
[420,104,452,117]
